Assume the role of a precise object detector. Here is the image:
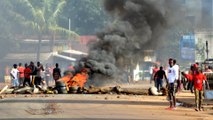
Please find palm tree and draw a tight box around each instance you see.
[10,0,79,61]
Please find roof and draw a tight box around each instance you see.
[53,52,76,62]
[0,53,52,63]
[62,50,88,55]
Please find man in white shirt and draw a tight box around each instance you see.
[10,64,19,88]
[166,58,177,110]
[173,59,180,93]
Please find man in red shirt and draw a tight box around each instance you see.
[23,63,32,87]
[152,65,159,86]
[17,63,25,87]
[193,69,210,111]
[183,68,210,111]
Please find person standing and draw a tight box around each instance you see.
[35,62,44,86]
[166,58,177,110]
[10,64,19,88]
[44,64,51,86]
[154,66,167,92]
[173,59,180,93]
[53,63,61,83]
[188,65,195,93]
[23,63,32,87]
[29,61,37,86]
[192,69,209,111]
[152,65,159,86]
[17,63,25,87]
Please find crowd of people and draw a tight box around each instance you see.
[151,58,210,111]
[8,58,211,111]
[10,61,62,88]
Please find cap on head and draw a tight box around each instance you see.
[193,63,198,68]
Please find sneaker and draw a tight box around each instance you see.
[171,107,177,110]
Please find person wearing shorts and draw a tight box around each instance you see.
[166,58,177,110]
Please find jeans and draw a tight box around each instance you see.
[12,78,19,87]
[156,78,163,92]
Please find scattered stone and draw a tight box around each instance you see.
[105,97,108,100]
[117,96,120,98]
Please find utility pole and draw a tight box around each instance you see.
[206,40,209,60]
[68,18,71,31]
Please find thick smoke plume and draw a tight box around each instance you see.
[80,0,182,85]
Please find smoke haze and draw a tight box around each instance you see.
[81,0,186,85]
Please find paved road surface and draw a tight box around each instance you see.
[0,94,212,120]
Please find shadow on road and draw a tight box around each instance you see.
[0,99,167,106]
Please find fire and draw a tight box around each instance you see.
[60,68,89,89]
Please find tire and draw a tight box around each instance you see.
[57,87,68,94]
[56,81,66,87]
[69,86,79,93]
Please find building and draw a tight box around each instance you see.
[180,0,213,61]
[0,35,96,82]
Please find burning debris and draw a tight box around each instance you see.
[0,0,187,95]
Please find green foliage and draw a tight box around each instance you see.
[0,0,109,59]
[0,0,15,57]
[196,38,206,61]
[59,0,110,35]
[9,0,78,38]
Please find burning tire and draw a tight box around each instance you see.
[55,81,67,94]
[57,86,68,94]
[69,86,79,94]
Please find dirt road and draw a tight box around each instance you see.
[0,94,212,120]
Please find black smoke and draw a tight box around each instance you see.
[80,0,183,85]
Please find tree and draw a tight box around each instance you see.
[59,0,110,35]
[10,0,79,61]
[0,0,16,58]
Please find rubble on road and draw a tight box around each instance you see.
[0,83,167,96]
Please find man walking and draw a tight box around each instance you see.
[152,65,159,86]
[53,63,61,84]
[192,69,209,111]
[154,66,167,92]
